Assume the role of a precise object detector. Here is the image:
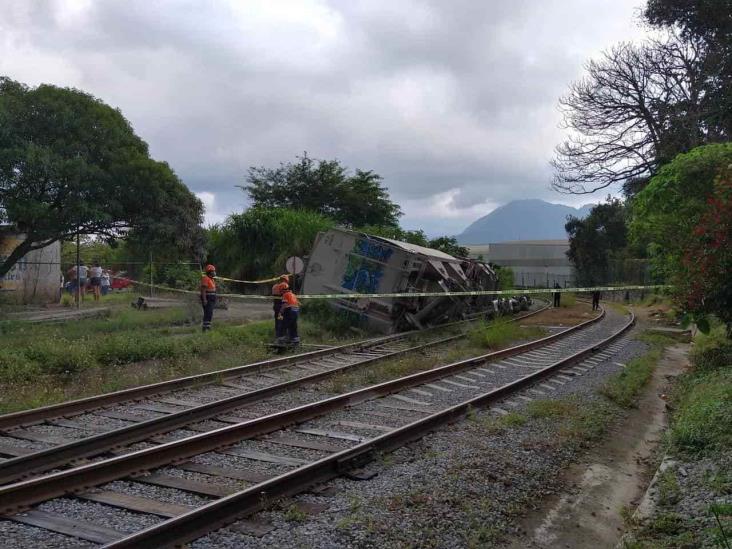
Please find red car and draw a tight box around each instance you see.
[110,271,132,290]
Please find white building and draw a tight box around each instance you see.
[0,229,61,304]
[468,240,573,288]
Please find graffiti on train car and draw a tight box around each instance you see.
[341,239,393,293]
[355,239,393,263]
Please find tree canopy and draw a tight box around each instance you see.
[644,0,732,138]
[629,142,732,281]
[565,197,627,286]
[552,33,717,195]
[0,77,204,277]
[207,208,335,279]
[676,165,732,332]
[243,154,402,227]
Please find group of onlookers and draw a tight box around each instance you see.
[65,261,111,303]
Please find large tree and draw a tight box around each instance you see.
[243,153,402,227]
[565,197,627,286]
[644,0,732,137]
[552,32,720,195]
[0,77,204,277]
[629,142,732,281]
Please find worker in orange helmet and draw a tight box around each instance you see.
[271,274,289,340]
[200,264,217,332]
[278,286,300,346]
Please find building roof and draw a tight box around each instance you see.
[374,236,459,262]
[468,239,568,247]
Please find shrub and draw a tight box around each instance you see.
[671,370,732,453]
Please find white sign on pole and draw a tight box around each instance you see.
[285,256,305,274]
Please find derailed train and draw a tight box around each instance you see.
[301,228,530,333]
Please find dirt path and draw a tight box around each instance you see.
[509,344,689,549]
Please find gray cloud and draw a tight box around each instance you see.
[0,0,648,235]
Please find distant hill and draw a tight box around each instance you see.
[457,199,594,244]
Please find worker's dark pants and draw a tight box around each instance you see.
[283,307,300,343]
[273,300,285,338]
[592,295,600,310]
[553,292,560,307]
[202,294,216,331]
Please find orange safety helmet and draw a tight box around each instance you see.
[205,264,216,273]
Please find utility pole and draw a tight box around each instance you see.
[149,250,153,298]
[75,228,81,309]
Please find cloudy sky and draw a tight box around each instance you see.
[1,0,649,235]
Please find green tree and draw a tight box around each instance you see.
[565,198,627,286]
[426,236,469,257]
[0,77,204,277]
[243,153,402,227]
[629,143,732,280]
[207,208,335,279]
[676,166,732,333]
[357,224,429,247]
[644,0,732,136]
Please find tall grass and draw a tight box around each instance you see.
[468,319,545,349]
[0,321,275,384]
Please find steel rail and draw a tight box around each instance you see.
[0,333,463,484]
[105,310,635,549]
[0,330,418,430]
[0,304,549,483]
[0,305,598,514]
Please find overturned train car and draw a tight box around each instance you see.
[302,228,501,333]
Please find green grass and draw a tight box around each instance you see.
[468,319,545,349]
[600,349,659,408]
[623,323,732,549]
[670,369,732,453]
[559,292,577,308]
[657,468,682,506]
[599,330,674,408]
[0,302,363,414]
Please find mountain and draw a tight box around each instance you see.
[456,199,594,244]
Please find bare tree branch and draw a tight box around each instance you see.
[552,32,713,194]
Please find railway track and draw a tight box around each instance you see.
[0,305,633,548]
[0,304,547,485]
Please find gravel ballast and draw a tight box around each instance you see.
[188,325,646,548]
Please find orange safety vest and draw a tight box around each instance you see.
[281,290,299,308]
[272,282,288,296]
[201,275,216,296]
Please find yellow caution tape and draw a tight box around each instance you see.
[197,272,293,284]
[126,278,670,301]
[214,275,288,284]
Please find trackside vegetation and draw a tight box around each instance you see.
[468,319,545,349]
[0,303,362,414]
[623,321,732,548]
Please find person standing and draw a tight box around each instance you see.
[89,261,102,301]
[200,264,217,332]
[278,287,300,345]
[271,274,289,339]
[100,270,111,296]
[78,261,88,300]
[553,282,561,307]
[592,290,601,311]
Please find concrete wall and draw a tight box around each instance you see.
[468,240,574,287]
[0,233,61,304]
